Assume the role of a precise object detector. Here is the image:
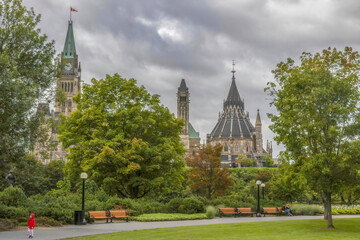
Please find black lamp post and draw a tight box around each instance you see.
[256,180,262,217]
[261,183,265,200]
[80,172,88,224]
[74,172,88,225]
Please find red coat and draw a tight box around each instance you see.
[28,213,35,229]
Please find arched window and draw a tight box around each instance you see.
[71,82,73,92]
[235,145,239,152]
[224,145,228,152]
[61,82,64,90]
[65,82,67,92]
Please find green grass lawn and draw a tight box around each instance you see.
[69,218,360,240]
[131,213,208,222]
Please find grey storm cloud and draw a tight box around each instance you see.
[24,0,360,157]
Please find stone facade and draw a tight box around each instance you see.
[177,79,201,153]
[34,20,81,164]
[206,67,272,167]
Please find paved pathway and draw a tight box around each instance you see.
[1,215,359,240]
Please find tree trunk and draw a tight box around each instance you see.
[323,202,328,220]
[322,194,328,220]
[325,191,334,229]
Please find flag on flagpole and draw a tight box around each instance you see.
[71,7,78,12]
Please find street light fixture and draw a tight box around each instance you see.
[256,180,262,217]
[75,172,88,225]
[261,183,265,200]
[81,172,88,213]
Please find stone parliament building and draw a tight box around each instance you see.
[178,66,272,167]
[34,20,81,164]
[35,19,272,167]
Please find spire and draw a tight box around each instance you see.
[232,59,236,81]
[63,21,76,59]
[179,79,188,92]
[256,109,261,125]
[224,62,243,109]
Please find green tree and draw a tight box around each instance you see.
[269,162,307,202]
[0,0,58,189]
[58,74,185,198]
[186,144,234,199]
[43,160,65,191]
[236,154,256,167]
[266,47,360,229]
[13,154,45,196]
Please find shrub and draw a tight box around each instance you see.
[0,218,16,231]
[132,213,207,222]
[36,217,62,227]
[0,187,27,207]
[138,199,166,214]
[206,206,216,219]
[86,200,105,211]
[166,198,183,213]
[104,197,143,216]
[331,205,360,215]
[291,204,323,215]
[179,197,205,214]
[0,205,28,220]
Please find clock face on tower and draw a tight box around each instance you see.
[65,62,72,71]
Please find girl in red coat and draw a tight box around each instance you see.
[27,213,35,238]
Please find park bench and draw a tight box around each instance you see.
[277,207,286,215]
[262,208,279,216]
[88,211,112,223]
[237,208,256,217]
[219,208,238,217]
[109,210,129,222]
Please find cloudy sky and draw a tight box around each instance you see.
[25,0,360,157]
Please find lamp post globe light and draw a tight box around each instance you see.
[261,183,265,200]
[74,172,88,225]
[81,172,88,212]
[256,180,262,217]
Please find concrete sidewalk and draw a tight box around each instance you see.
[1,215,359,240]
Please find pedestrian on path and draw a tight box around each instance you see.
[27,213,35,238]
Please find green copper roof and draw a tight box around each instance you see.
[63,21,76,59]
[189,122,200,139]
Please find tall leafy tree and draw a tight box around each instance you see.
[13,154,45,196]
[0,0,57,188]
[58,74,185,198]
[186,144,233,199]
[43,160,65,192]
[266,47,360,229]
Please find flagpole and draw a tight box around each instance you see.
[70,7,72,22]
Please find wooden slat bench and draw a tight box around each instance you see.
[110,210,129,222]
[277,207,286,215]
[219,208,238,217]
[88,211,112,223]
[237,208,256,217]
[263,208,279,216]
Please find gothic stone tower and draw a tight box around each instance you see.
[177,79,200,152]
[207,64,270,167]
[177,79,189,136]
[34,20,81,163]
[55,20,81,115]
[52,20,81,161]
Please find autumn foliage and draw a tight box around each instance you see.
[186,144,233,199]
